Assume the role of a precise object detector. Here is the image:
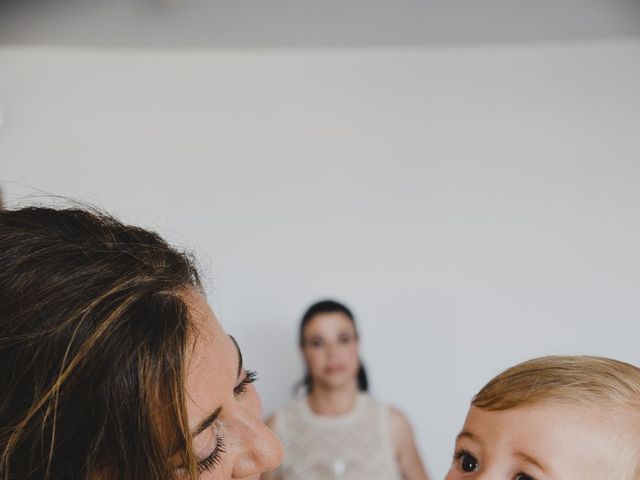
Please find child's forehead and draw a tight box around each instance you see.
[464,403,605,434]
[458,404,636,478]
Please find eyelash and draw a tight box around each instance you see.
[233,370,257,396]
[197,435,225,473]
[195,370,257,473]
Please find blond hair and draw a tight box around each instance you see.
[473,355,640,477]
[473,355,640,410]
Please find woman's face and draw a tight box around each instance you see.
[183,290,283,479]
[301,312,360,390]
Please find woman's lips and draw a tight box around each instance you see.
[325,365,346,374]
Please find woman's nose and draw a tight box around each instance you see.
[230,392,284,478]
[325,341,340,357]
[230,414,283,478]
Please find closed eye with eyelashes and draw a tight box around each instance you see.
[233,370,257,396]
[195,369,258,473]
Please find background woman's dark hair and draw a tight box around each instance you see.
[298,299,368,393]
[0,206,205,480]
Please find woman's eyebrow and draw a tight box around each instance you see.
[192,406,222,437]
[229,335,243,378]
[191,336,242,439]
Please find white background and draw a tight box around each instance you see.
[2,39,640,477]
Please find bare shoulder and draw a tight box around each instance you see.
[387,406,430,480]
[388,406,414,439]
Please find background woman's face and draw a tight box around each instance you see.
[184,291,283,479]
[301,312,360,390]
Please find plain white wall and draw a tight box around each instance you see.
[1,39,640,477]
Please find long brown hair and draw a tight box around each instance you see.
[0,207,205,479]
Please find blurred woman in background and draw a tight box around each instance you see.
[0,206,282,479]
[264,300,429,480]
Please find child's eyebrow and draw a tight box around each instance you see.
[514,452,548,473]
[456,430,478,442]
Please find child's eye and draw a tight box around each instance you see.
[233,370,257,396]
[460,453,478,472]
[514,474,535,480]
[454,451,479,473]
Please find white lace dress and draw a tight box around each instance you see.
[271,394,402,480]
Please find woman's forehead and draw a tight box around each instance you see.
[305,312,355,333]
[183,291,237,426]
[185,291,232,368]
[307,311,353,325]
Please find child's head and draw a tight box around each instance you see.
[446,356,640,480]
